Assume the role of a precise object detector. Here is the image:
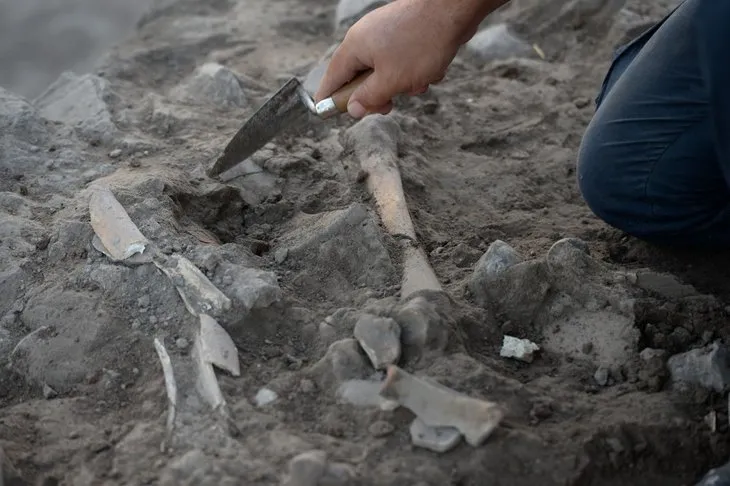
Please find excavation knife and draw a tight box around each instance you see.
[207,70,371,178]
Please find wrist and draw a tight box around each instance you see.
[430,0,509,45]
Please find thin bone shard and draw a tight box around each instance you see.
[89,185,148,260]
[153,337,177,434]
[379,365,504,446]
[154,255,231,317]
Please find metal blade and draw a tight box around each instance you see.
[207,78,311,177]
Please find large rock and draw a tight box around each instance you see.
[274,203,396,301]
[667,342,730,393]
[0,86,47,144]
[11,287,122,390]
[171,62,248,109]
[34,72,118,144]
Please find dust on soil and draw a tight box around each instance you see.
[2,0,729,485]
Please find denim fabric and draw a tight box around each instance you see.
[577,0,730,248]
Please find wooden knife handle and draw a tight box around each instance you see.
[329,70,373,113]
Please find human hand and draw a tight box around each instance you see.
[314,0,491,118]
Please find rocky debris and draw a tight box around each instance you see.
[380,365,504,446]
[198,314,240,376]
[469,239,549,323]
[283,450,356,486]
[667,342,730,393]
[275,203,396,296]
[409,417,462,453]
[310,339,373,390]
[394,293,451,364]
[171,62,248,109]
[353,314,401,370]
[465,24,537,62]
[216,264,282,311]
[155,254,232,318]
[335,0,388,30]
[34,72,117,144]
[500,335,540,363]
[218,158,280,206]
[254,388,278,407]
[89,185,149,261]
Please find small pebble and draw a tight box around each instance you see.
[148,315,158,324]
[175,337,189,350]
[368,420,395,438]
[109,149,122,158]
[300,379,316,393]
[43,384,58,399]
[594,366,610,386]
[255,387,278,407]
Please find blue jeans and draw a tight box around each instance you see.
[578,0,730,248]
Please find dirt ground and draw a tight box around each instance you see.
[2,0,730,484]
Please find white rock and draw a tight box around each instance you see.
[254,387,278,407]
[409,417,462,453]
[466,24,536,62]
[500,335,540,363]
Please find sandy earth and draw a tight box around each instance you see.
[2,0,730,484]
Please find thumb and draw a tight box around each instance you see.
[347,71,396,118]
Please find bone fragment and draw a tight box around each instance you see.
[154,255,231,317]
[92,234,152,264]
[401,244,442,298]
[193,336,227,410]
[379,365,504,446]
[199,314,240,376]
[88,185,148,260]
[500,335,540,363]
[153,337,177,435]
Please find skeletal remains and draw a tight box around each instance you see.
[87,112,504,465]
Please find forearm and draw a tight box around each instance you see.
[436,0,512,45]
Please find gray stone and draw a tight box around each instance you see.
[47,220,94,264]
[11,288,119,390]
[469,240,521,301]
[285,450,327,486]
[275,247,289,264]
[311,339,372,389]
[335,0,388,29]
[43,383,58,399]
[171,63,247,109]
[0,86,47,144]
[409,417,462,453]
[34,72,118,144]
[634,270,698,299]
[466,24,536,62]
[0,261,25,318]
[353,314,401,370]
[218,263,282,311]
[668,342,730,393]
[394,294,450,363]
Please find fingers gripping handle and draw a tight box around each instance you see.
[315,70,372,119]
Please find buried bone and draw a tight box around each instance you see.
[380,365,504,446]
[153,337,178,435]
[154,254,231,317]
[198,314,240,376]
[88,184,148,261]
[345,114,441,298]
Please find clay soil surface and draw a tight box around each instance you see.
[2,0,729,485]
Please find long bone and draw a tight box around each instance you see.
[344,114,441,299]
